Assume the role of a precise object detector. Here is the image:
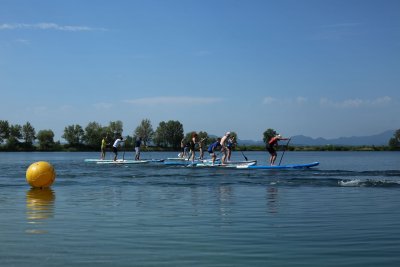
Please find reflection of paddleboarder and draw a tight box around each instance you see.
[267,187,278,214]
[266,134,290,165]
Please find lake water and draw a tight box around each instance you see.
[0,151,399,266]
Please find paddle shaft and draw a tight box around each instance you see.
[122,141,126,160]
[241,151,248,161]
[278,138,291,166]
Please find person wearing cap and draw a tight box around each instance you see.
[266,134,290,165]
[220,132,231,164]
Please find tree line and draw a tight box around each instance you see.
[0,119,244,152]
[0,119,399,151]
[0,119,183,151]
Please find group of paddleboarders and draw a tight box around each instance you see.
[101,134,142,162]
[180,131,236,165]
[101,131,290,165]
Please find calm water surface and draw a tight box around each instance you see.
[0,151,399,266]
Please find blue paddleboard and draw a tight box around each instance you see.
[237,162,319,169]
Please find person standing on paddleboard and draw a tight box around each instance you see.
[134,137,142,160]
[189,132,199,162]
[220,132,231,164]
[227,135,236,162]
[100,135,109,160]
[266,134,290,165]
[112,136,125,161]
[207,138,221,165]
[198,137,206,160]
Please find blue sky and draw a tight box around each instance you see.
[1,0,399,141]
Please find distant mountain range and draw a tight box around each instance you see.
[239,130,395,146]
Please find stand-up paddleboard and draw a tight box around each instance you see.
[164,160,204,166]
[140,159,165,163]
[96,159,149,164]
[237,162,319,169]
[186,160,257,168]
[84,159,114,162]
[164,158,223,166]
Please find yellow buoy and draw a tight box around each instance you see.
[26,161,56,188]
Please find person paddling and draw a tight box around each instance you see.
[112,136,125,161]
[220,132,231,164]
[189,132,198,162]
[207,138,222,165]
[100,135,109,160]
[227,135,236,162]
[266,134,290,165]
[134,137,142,160]
[198,137,206,160]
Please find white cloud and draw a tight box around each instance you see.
[371,96,392,105]
[320,96,393,108]
[263,96,308,105]
[295,96,308,104]
[93,102,113,109]
[15,39,30,45]
[124,96,223,105]
[0,23,105,32]
[263,97,278,104]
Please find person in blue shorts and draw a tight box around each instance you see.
[207,138,221,165]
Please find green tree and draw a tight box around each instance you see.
[7,124,22,149]
[154,120,184,149]
[263,128,278,144]
[124,135,134,149]
[62,124,84,147]
[0,120,10,144]
[37,129,55,150]
[107,121,123,138]
[153,121,167,147]
[197,131,209,142]
[134,119,154,146]
[388,129,400,150]
[22,122,36,145]
[83,121,104,149]
[9,124,22,139]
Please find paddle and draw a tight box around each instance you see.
[122,139,126,161]
[278,138,291,166]
[241,151,248,161]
